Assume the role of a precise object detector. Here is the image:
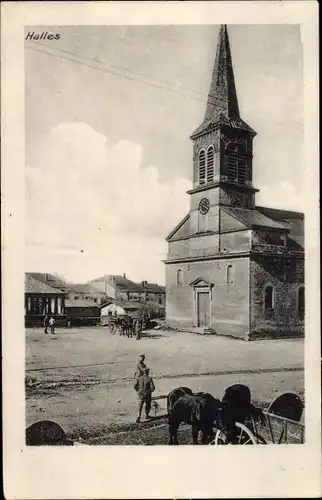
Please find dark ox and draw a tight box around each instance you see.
[167,388,221,445]
[217,384,266,443]
[167,384,266,445]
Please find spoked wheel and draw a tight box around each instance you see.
[209,423,267,445]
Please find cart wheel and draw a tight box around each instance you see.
[235,423,259,444]
[209,423,266,445]
[208,429,229,445]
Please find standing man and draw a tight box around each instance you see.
[134,368,155,423]
[135,318,142,340]
[49,315,56,335]
[134,354,147,380]
[44,314,49,334]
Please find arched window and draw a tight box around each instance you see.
[177,269,183,286]
[298,286,305,319]
[207,146,214,183]
[264,285,275,310]
[198,150,206,185]
[226,265,234,284]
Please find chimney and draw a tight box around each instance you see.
[142,281,147,287]
[123,273,126,279]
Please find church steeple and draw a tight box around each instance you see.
[191,25,255,139]
[204,25,240,122]
[188,24,258,217]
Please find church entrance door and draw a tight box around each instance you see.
[197,292,210,326]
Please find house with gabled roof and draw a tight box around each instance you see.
[88,273,145,302]
[25,273,67,327]
[63,283,108,305]
[164,25,304,340]
[139,281,166,305]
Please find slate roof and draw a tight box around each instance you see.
[65,299,98,308]
[223,207,290,230]
[190,25,256,138]
[256,206,304,249]
[256,206,304,221]
[27,273,68,292]
[90,275,145,293]
[66,283,105,294]
[25,274,64,294]
[140,282,165,294]
[191,113,256,139]
[100,300,146,310]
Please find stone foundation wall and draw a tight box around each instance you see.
[250,255,304,339]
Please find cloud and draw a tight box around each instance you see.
[26,122,191,283]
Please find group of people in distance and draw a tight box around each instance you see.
[43,315,56,335]
[109,315,144,340]
[134,354,156,423]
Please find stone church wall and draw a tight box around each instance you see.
[167,233,220,260]
[250,255,304,339]
[165,257,250,339]
[220,230,251,253]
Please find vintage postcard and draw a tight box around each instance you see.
[1,1,320,498]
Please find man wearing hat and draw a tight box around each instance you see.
[134,354,147,380]
[134,367,155,423]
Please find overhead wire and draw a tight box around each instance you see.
[25,41,302,130]
[27,39,209,98]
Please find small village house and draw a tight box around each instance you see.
[64,298,100,326]
[100,300,147,325]
[28,273,70,293]
[26,273,105,327]
[25,274,67,327]
[88,274,145,301]
[100,299,165,325]
[139,281,166,305]
[64,283,107,305]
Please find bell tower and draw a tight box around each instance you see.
[188,25,259,234]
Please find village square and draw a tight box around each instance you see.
[25,25,305,445]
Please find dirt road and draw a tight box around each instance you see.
[26,327,304,441]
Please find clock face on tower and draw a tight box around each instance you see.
[199,197,210,215]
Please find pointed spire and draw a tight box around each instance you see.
[204,25,240,122]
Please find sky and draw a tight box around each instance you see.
[25,24,303,285]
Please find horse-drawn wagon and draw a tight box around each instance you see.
[166,386,304,446]
[211,391,304,445]
[26,388,304,446]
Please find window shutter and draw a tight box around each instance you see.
[199,150,206,185]
[207,146,214,183]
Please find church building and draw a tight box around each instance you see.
[165,25,304,340]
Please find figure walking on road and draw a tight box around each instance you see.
[49,316,56,335]
[44,315,49,334]
[135,318,142,340]
[134,368,155,423]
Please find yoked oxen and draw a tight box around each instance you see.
[167,387,221,445]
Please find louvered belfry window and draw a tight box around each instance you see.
[227,154,238,182]
[198,150,206,184]
[237,158,247,184]
[226,145,247,184]
[207,146,214,183]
